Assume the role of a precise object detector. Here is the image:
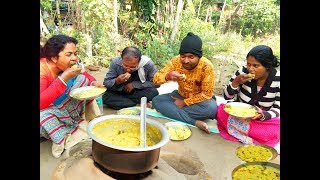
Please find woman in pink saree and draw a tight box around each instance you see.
[216,45,280,147]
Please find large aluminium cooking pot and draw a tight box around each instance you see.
[87,114,170,174]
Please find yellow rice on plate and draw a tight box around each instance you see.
[224,103,258,118]
[71,86,106,100]
[165,122,192,141]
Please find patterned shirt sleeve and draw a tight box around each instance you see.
[153,57,176,85]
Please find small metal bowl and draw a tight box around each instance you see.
[236,144,278,162]
[232,162,280,180]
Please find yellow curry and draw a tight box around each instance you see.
[236,145,273,162]
[92,119,162,148]
[233,165,280,180]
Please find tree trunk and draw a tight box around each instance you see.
[40,9,49,35]
[163,0,174,40]
[75,2,82,31]
[156,0,162,36]
[205,5,210,22]
[113,0,118,34]
[81,9,86,34]
[170,0,174,27]
[207,5,212,22]
[197,0,202,18]
[163,0,171,39]
[223,3,241,34]
[218,0,227,25]
[85,33,92,58]
[55,0,61,27]
[171,0,184,43]
[156,0,161,22]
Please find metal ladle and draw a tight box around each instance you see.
[140,97,147,147]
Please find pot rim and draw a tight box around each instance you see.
[87,114,170,152]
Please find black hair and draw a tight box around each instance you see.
[121,46,142,62]
[42,34,78,61]
[246,45,279,70]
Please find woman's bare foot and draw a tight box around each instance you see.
[195,120,210,134]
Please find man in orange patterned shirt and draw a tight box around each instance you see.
[152,32,217,133]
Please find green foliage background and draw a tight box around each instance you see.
[40,0,280,69]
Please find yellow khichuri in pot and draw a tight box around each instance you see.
[232,164,280,180]
[236,145,273,162]
[91,119,162,148]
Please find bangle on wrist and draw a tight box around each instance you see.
[230,83,238,90]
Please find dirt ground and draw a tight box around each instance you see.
[211,54,245,96]
[41,109,280,180]
[40,65,280,180]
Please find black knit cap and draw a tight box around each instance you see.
[179,32,203,57]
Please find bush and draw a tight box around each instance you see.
[232,0,280,37]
